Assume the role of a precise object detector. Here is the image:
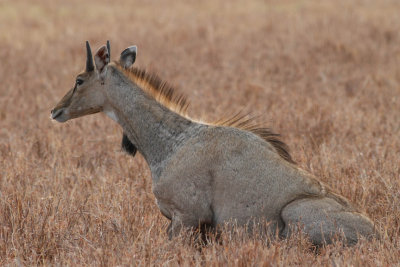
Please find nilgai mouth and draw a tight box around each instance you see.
[50,108,68,122]
[51,109,63,119]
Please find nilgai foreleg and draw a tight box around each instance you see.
[167,211,202,239]
[154,175,214,239]
[157,195,214,239]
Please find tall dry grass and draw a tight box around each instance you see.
[0,0,399,265]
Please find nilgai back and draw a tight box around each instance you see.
[51,41,376,245]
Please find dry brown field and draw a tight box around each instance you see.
[1,0,400,265]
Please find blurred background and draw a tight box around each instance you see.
[0,0,399,265]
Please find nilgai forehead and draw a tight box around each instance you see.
[76,71,91,79]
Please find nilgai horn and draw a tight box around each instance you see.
[51,41,377,245]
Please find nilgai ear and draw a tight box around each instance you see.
[94,45,110,74]
[120,46,137,68]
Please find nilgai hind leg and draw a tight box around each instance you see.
[280,197,375,245]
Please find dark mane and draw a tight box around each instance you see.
[115,63,294,164]
[114,63,189,114]
[213,113,295,164]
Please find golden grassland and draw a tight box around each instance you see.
[1,0,399,265]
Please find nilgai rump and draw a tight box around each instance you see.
[51,41,376,245]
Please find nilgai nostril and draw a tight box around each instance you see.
[51,41,377,246]
[51,109,62,118]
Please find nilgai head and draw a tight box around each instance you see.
[51,41,137,122]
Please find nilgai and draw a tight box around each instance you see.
[51,41,376,245]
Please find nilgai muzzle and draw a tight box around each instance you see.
[51,41,377,245]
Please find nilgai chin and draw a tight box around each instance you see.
[51,41,377,246]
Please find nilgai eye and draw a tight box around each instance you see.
[76,79,84,86]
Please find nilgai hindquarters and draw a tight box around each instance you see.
[51,41,376,246]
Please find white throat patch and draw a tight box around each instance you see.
[104,109,119,123]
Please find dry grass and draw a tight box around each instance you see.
[1,0,400,265]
